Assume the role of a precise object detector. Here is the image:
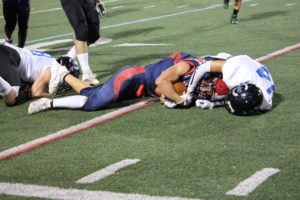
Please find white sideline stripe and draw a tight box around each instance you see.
[226,168,280,196]
[114,43,172,47]
[0,8,62,19]
[255,43,300,62]
[0,99,158,162]
[0,182,201,200]
[24,0,253,45]
[76,159,140,184]
[0,0,117,18]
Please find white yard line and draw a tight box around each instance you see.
[76,159,140,184]
[0,182,201,200]
[0,8,62,19]
[226,168,280,196]
[114,43,172,47]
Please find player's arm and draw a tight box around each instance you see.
[30,67,52,98]
[187,60,225,94]
[155,61,191,104]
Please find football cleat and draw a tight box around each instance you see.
[223,0,229,9]
[28,98,52,114]
[49,64,70,95]
[230,14,239,24]
[5,38,13,44]
[82,72,100,85]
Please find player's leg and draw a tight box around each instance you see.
[60,0,100,85]
[16,0,31,47]
[223,0,229,9]
[27,95,88,114]
[0,45,22,105]
[230,0,242,24]
[2,0,18,43]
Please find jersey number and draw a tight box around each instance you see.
[256,65,275,94]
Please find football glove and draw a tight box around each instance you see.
[164,99,177,109]
[96,2,106,18]
[195,99,215,109]
[179,92,193,106]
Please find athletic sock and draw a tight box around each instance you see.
[52,95,87,109]
[67,46,77,59]
[233,9,239,15]
[77,53,92,73]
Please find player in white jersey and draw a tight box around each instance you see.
[187,54,275,115]
[0,43,77,105]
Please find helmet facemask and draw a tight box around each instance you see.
[192,74,229,102]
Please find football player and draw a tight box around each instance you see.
[0,43,79,105]
[187,54,275,115]
[28,52,274,115]
[223,0,242,24]
[2,0,31,47]
[60,0,100,85]
[28,52,225,114]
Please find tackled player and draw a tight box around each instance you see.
[27,52,275,116]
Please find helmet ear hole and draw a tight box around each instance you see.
[225,83,263,115]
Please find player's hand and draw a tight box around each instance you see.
[195,99,214,109]
[164,99,177,108]
[179,92,193,106]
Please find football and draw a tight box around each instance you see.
[155,81,187,96]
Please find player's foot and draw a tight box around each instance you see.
[230,14,239,24]
[223,0,229,9]
[28,98,52,114]
[82,72,100,85]
[49,64,70,94]
[97,2,106,18]
[5,38,13,44]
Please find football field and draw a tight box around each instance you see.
[0,0,300,199]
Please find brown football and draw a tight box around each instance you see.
[155,81,187,96]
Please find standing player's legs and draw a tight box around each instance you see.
[230,0,242,24]
[16,0,31,47]
[60,0,100,85]
[2,0,18,44]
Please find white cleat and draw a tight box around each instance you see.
[28,98,52,114]
[82,72,100,85]
[49,64,69,94]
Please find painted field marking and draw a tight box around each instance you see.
[113,43,172,47]
[76,159,140,184]
[25,37,113,52]
[255,43,300,63]
[0,182,201,200]
[24,0,253,45]
[226,168,280,196]
[0,0,117,19]
[0,99,158,162]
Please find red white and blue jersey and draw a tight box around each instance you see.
[144,51,207,96]
[80,52,209,111]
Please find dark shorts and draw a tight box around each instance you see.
[60,0,100,43]
[2,0,31,32]
[0,45,21,86]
